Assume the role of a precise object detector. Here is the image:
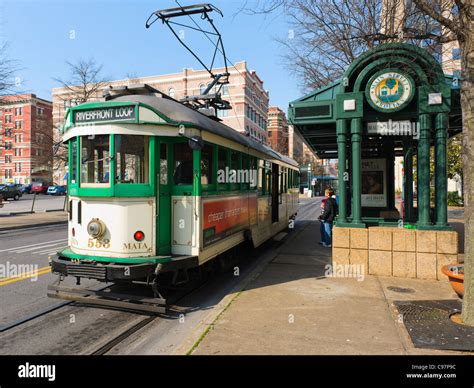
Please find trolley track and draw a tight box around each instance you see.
[0,199,320,355]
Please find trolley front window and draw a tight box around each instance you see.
[80,135,110,187]
[115,135,150,184]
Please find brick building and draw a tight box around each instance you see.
[0,94,53,184]
[267,106,289,156]
[52,61,269,183]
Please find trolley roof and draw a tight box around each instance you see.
[63,84,298,168]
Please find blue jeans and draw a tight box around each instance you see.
[323,221,333,245]
[320,221,325,242]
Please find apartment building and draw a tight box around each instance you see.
[0,94,53,184]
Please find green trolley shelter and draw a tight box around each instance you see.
[288,43,462,280]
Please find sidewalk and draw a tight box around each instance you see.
[183,220,462,355]
[0,211,67,231]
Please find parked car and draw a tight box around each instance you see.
[0,185,22,201]
[47,185,67,196]
[20,184,32,194]
[31,181,50,194]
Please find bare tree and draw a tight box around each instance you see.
[54,59,109,104]
[242,0,458,89]
[52,59,109,182]
[246,0,474,324]
[0,43,19,97]
[0,43,21,177]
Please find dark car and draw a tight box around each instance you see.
[47,185,67,196]
[0,185,22,201]
[20,184,32,194]
[31,181,50,194]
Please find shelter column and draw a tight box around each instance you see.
[417,114,431,228]
[435,113,448,228]
[351,118,363,225]
[403,139,414,223]
[337,119,348,223]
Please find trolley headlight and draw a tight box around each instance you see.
[87,218,106,238]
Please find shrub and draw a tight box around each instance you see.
[447,191,463,207]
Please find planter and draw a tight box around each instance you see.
[441,265,464,298]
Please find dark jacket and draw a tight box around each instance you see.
[320,197,338,223]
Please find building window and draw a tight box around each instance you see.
[199,84,206,95]
[15,120,22,129]
[452,48,461,61]
[217,109,229,118]
[15,107,22,116]
[168,88,175,98]
[222,85,229,96]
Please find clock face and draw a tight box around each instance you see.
[367,71,414,112]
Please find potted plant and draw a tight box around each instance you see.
[441,264,464,298]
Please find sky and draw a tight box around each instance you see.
[0,0,303,110]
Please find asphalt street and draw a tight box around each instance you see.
[0,225,68,325]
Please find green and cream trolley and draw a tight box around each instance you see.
[49,84,299,311]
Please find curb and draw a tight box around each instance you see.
[172,220,312,355]
[0,220,68,232]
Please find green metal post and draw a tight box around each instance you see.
[435,113,448,227]
[351,118,363,225]
[337,119,347,223]
[417,114,431,227]
[403,139,414,222]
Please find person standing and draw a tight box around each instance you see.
[318,188,338,248]
[319,197,328,245]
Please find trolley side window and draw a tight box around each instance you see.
[70,138,77,184]
[230,151,239,191]
[217,146,228,191]
[115,135,150,184]
[173,143,193,185]
[257,159,264,195]
[201,144,214,185]
[80,135,110,187]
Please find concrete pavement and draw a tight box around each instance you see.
[0,211,67,231]
[183,210,462,355]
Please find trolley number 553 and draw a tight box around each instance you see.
[88,238,111,249]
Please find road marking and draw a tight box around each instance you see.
[0,239,67,253]
[0,266,51,286]
[32,246,66,255]
[15,241,67,254]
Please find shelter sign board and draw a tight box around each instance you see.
[361,158,387,208]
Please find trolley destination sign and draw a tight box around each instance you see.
[73,105,136,124]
